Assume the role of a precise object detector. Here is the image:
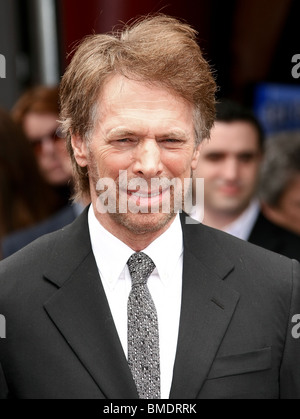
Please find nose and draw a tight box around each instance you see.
[41,137,56,155]
[223,158,239,182]
[132,139,163,178]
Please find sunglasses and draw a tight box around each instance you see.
[30,127,65,155]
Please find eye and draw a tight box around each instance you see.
[167,139,182,143]
[205,153,224,162]
[238,153,256,163]
[159,139,183,148]
[112,138,138,148]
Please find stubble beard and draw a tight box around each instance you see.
[88,157,185,235]
[109,210,176,235]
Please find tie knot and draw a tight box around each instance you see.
[127,252,156,286]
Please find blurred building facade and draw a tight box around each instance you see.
[0,0,299,117]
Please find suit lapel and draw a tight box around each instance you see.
[170,216,240,399]
[43,209,138,399]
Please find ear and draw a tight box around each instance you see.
[71,135,89,168]
[191,142,203,171]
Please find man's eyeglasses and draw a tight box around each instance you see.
[30,127,65,155]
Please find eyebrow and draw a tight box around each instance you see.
[105,128,135,140]
[105,127,190,141]
[159,129,189,140]
[204,150,259,156]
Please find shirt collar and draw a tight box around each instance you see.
[88,207,133,288]
[88,207,183,288]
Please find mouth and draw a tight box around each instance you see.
[219,185,241,196]
[128,190,162,198]
[123,187,171,210]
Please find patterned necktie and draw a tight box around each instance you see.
[127,252,161,399]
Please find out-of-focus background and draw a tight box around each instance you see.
[1,0,299,133]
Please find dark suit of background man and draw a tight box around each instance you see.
[0,15,300,399]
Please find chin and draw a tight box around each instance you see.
[110,211,176,235]
[218,200,250,216]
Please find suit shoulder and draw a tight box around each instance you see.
[215,226,299,294]
[0,227,68,277]
[188,226,300,318]
[1,206,77,259]
[0,231,59,312]
[184,222,296,286]
[0,210,90,312]
[205,224,293,265]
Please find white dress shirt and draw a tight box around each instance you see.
[88,206,183,399]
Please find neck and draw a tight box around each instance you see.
[93,207,176,252]
[203,208,243,230]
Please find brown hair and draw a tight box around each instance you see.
[12,85,60,125]
[0,108,56,240]
[60,14,217,200]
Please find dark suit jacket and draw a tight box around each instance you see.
[1,205,81,260]
[0,209,299,399]
[249,212,300,262]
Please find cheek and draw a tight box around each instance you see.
[90,147,132,178]
[241,164,260,183]
[165,159,189,177]
[163,150,197,177]
[195,162,220,183]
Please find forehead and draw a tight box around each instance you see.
[97,75,194,128]
[203,121,260,153]
[24,112,58,137]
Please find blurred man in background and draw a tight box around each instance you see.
[193,100,300,261]
[260,131,300,236]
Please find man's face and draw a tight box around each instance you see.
[195,121,262,217]
[24,112,72,186]
[72,75,200,235]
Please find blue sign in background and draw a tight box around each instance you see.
[254,83,300,136]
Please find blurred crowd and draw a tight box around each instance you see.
[0,90,300,262]
[0,86,86,260]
